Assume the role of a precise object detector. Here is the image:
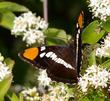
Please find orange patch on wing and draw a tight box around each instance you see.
[23,47,39,60]
[78,11,84,29]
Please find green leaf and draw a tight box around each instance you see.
[46,37,67,45]
[10,93,19,101]
[19,93,24,101]
[102,18,110,32]
[82,21,105,44]
[4,58,15,70]
[0,2,29,12]
[88,51,96,66]
[0,76,12,101]
[85,90,105,101]
[45,28,69,41]
[100,59,110,69]
[8,93,24,101]
[79,96,90,101]
[44,28,69,45]
[0,11,15,29]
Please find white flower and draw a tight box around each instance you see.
[0,61,11,82]
[38,69,51,87]
[41,83,74,101]
[0,53,11,82]
[37,17,48,29]
[0,53,4,62]
[23,30,45,45]
[78,75,88,92]
[21,87,40,101]
[11,16,27,35]
[78,65,110,93]
[96,33,110,57]
[88,0,110,20]
[11,11,48,46]
[22,12,39,28]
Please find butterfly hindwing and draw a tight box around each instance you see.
[39,46,78,83]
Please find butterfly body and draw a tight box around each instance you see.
[19,11,84,83]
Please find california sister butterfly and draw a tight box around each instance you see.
[19,11,84,84]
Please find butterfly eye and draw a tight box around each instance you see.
[23,47,39,60]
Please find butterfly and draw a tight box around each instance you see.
[19,11,84,84]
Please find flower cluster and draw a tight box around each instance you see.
[11,11,48,46]
[78,65,110,93]
[37,70,74,100]
[37,69,51,87]
[88,0,110,21]
[41,83,74,101]
[21,87,40,101]
[0,53,11,82]
[96,33,110,57]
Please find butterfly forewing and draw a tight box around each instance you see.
[19,45,78,83]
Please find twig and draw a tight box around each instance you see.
[43,0,48,22]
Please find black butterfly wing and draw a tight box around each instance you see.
[19,11,84,83]
[19,45,78,83]
[41,46,78,83]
